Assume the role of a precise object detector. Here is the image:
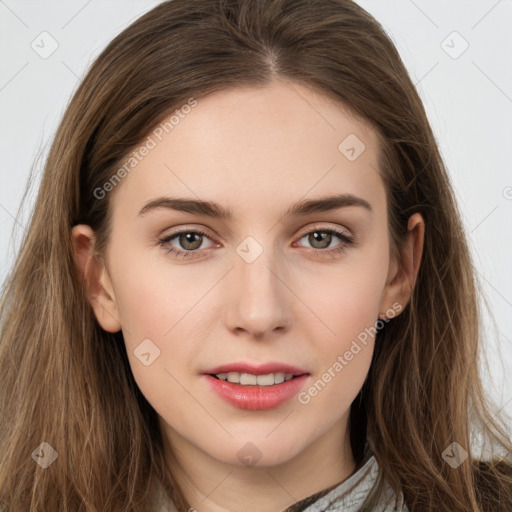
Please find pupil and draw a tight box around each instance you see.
[181,233,201,250]
[311,232,330,249]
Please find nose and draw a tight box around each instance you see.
[223,243,292,340]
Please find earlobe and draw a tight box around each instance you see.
[378,213,425,317]
[71,224,122,333]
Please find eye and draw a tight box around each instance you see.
[158,228,217,260]
[294,224,354,257]
[158,224,354,260]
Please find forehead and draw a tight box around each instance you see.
[110,81,385,221]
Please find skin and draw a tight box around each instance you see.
[72,79,424,512]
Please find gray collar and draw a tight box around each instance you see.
[300,447,408,512]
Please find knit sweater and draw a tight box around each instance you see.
[152,444,409,512]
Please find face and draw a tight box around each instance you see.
[74,80,419,473]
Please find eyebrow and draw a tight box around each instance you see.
[138,193,372,219]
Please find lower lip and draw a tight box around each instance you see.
[203,374,309,410]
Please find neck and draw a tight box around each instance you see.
[161,413,356,512]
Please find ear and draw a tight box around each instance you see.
[378,213,425,318]
[71,224,122,333]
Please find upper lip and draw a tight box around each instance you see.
[202,362,309,376]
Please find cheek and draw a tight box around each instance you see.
[110,246,209,341]
[295,248,387,407]
[299,283,378,414]
[298,251,387,350]
[314,288,377,395]
[108,249,207,396]
[328,272,384,342]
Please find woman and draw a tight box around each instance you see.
[0,0,511,510]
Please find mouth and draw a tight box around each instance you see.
[201,362,310,409]
[203,372,310,410]
[208,371,304,386]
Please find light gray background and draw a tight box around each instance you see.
[1,0,511,431]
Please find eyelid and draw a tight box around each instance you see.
[160,223,352,244]
[158,222,355,258]
[295,222,353,239]
[160,224,217,240]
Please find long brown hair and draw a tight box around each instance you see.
[1,0,511,510]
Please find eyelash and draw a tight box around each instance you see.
[158,225,354,261]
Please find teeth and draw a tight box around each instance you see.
[215,372,296,386]
[240,373,257,385]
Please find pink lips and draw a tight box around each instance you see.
[202,362,308,376]
[202,361,310,411]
